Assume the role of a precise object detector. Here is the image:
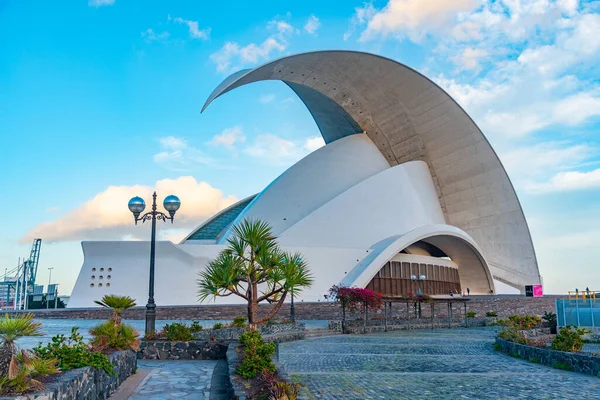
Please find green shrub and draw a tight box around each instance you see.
[236,330,276,379]
[551,325,590,353]
[190,321,204,333]
[213,323,225,330]
[498,327,529,345]
[529,357,540,363]
[506,315,542,330]
[486,311,498,318]
[231,316,247,328]
[34,327,114,376]
[161,323,194,341]
[466,311,476,318]
[89,321,140,352]
[542,312,557,326]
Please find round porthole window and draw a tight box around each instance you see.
[92,268,96,272]
[100,268,104,272]
[108,268,112,272]
[98,283,103,287]
[90,283,94,287]
[107,275,111,279]
[99,275,103,279]
[91,275,95,279]
[106,283,111,287]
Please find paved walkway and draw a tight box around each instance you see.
[280,328,600,399]
[111,360,218,400]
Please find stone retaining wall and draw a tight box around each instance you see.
[0,350,137,400]
[495,338,600,377]
[334,319,487,334]
[193,323,305,341]
[5,295,564,321]
[138,340,228,360]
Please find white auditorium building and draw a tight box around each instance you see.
[68,51,541,308]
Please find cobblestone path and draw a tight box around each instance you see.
[279,328,600,399]
[125,360,218,400]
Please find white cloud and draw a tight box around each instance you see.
[169,15,211,40]
[153,136,213,171]
[303,136,325,152]
[210,16,297,73]
[210,38,286,73]
[304,15,321,35]
[259,93,276,104]
[268,19,296,35]
[243,133,323,165]
[344,2,377,40]
[500,142,594,179]
[21,176,238,244]
[89,0,114,6]
[553,92,600,125]
[141,29,169,42]
[525,168,600,193]
[244,134,297,160]
[451,47,488,71]
[358,0,479,41]
[209,126,246,149]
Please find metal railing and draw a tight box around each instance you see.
[567,290,598,300]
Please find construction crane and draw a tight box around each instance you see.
[0,239,42,309]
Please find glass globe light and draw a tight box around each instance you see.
[419,274,426,281]
[163,195,181,220]
[128,196,146,214]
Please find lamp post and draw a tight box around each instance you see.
[128,192,181,336]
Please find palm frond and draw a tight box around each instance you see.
[0,314,43,344]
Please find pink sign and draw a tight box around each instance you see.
[533,285,543,297]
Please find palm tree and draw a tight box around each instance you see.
[94,295,136,325]
[198,219,313,328]
[0,314,43,378]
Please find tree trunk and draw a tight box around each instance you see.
[0,342,15,378]
[256,291,288,324]
[247,282,260,329]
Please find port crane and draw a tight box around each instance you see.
[0,239,42,309]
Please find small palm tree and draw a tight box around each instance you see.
[0,314,43,378]
[94,295,136,325]
[198,219,313,328]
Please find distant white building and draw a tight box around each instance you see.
[68,51,540,308]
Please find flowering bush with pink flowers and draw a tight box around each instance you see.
[329,285,383,312]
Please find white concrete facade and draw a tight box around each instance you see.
[69,51,540,308]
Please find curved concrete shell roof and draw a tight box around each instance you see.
[202,50,541,290]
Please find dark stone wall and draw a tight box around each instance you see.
[495,338,600,377]
[4,295,564,321]
[139,340,228,360]
[0,350,137,400]
[193,323,305,341]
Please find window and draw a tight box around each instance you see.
[90,283,94,287]
[99,275,103,279]
[91,275,95,279]
[106,283,111,287]
[107,275,111,279]
[108,268,112,272]
[100,268,104,272]
[98,283,103,287]
[92,268,96,272]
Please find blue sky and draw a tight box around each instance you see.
[1,0,599,295]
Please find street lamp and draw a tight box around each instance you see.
[128,192,181,336]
